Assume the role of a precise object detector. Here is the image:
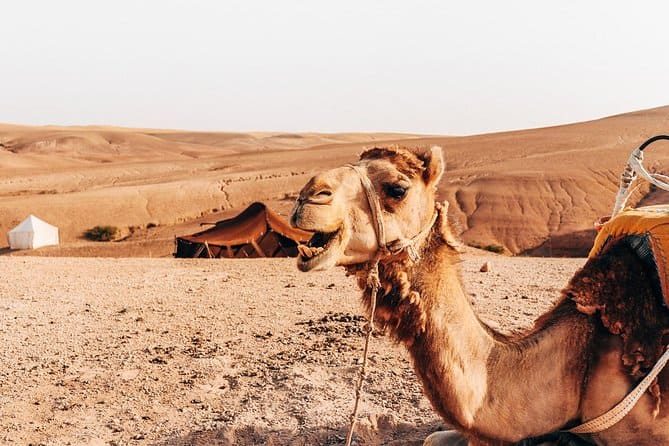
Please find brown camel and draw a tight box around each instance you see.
[290,145,669,445]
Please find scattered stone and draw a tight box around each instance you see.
[254,331,273,340]
[106,419,122,433]
[479,261,490,272]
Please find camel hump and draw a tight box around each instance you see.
[565,206,669,381]
[590,204,669,308]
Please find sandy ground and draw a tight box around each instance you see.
[0,251,585,446]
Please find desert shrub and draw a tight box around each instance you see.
[84,225,119,241]
[484,244,505,254]
[467,242,505,254]
[146,222,157,229]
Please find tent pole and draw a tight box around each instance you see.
[193,245,205,258]
[251,240,265,257]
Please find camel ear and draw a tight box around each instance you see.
[419,146,444,187]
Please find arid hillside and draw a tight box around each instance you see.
[2,106,669,256]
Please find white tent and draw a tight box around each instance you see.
[8,215,59,250]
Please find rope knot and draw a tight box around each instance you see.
[366,262,381,289]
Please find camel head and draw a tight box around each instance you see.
[291,145,444,272]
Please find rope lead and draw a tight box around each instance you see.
[344,261,380,446]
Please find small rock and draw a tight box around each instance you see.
[479,261,490,272]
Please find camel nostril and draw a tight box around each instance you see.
[308,188,333,203]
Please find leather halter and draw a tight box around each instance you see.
[342,163,437,446]
[345,163,437,262]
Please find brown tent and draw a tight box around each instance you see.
[174,202,312,258]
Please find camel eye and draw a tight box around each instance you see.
[384,184,407,199]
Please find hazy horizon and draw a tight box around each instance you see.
[2,1,669,135]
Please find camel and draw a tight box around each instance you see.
[289,145,669,445]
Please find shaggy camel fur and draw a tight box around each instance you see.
[290,146,669,445]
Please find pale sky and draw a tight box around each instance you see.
[2,0,668,135]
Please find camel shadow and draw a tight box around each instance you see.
[155,420,441,446]
[155,424,589,446]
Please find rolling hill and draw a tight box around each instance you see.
[2,106,669,256]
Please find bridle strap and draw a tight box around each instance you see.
[345,163,437,262]
[343,162,436,446]
[342,163,438,446]
[346,164,388,252]
[388,211,438,262]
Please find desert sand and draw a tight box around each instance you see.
[2,106,669,445]
[3,106,669,257]
[0,251,584,446]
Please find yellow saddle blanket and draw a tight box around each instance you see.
[590,205,669,304]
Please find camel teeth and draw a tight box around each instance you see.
[298,245,324,259]
[307,246,322,257]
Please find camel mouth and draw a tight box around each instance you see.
[297,228,342,271]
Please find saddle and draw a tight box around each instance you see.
[590,205,669,308]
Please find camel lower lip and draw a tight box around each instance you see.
[297,228,341,271]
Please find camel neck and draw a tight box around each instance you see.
[401,242,592,442]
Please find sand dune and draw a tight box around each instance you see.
[2,106,669,256]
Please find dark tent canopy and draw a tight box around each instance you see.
[174,202,312,258]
